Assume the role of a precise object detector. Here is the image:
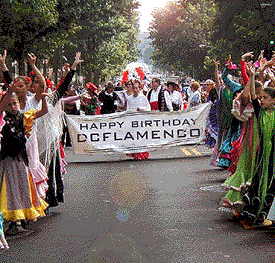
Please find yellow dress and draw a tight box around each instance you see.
[0,110,48,222]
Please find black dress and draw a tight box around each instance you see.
[98,91,118,114]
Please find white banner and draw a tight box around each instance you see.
[66,103,211,155]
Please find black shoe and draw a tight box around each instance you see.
[5,223,29,236]
[20,220,29,229]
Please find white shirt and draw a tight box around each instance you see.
[127,93,151,112]
[149,86,173,112]
[116,90,132,109]
[170,90,184,110]
[189,89,201,107]
[21,95,42,113]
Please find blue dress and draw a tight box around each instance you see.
[217,68,243,169]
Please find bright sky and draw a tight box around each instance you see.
[138,0,168,32]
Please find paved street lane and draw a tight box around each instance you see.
[1,156,275,262]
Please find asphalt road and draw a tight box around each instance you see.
[1,154,275,263]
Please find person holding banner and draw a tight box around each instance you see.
[147,78,173,112]
[167,81,184,111]
[98,82,119,114]
[127,80,151,112]
[117,80,133,112]
[126,80,150,160]
[80,83,101,115]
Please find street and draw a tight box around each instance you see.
[1,150,275,263]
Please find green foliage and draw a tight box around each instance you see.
[0,0,139,80]
[210,0,275,64]
[149,0,217,78]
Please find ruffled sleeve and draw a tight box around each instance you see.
[23,109,37,138]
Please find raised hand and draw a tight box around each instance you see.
[246,61,255,77]
[258,50,264,61]
[63,63,70,74]
[0,50,8,71]
[213,58,220,68]
[71,52,84,71]
[241,51,254,61]
[226,54,233,68]
[28,53,37,66]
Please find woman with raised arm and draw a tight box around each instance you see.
[239,63,275,225]
[216,54,243,170]
[220,61,264,213]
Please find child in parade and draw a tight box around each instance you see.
[0,83,49,235]
[240,64,275,224]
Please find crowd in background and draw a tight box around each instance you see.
[1,47,275,250]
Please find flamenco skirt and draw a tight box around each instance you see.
[0,157,48,222]
[217,125,241,169]
[220,117,259,208]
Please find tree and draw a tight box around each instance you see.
[0,0,140,82]
[149,0,217,78]
[209,0,275,64]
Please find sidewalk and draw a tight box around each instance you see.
[64,144,212,163]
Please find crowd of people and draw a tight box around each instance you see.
[1,47,275,251]
[205,51,275,228]
[0,50,83,249]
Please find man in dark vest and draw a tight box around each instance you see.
[147,77,173,112]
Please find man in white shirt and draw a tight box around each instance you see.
[127,81,151,112]
[147,77,173,112]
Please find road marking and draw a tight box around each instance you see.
[181,148,192,155]
[190,148,201,155]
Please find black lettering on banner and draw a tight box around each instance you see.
[177,129,186,138]
[100,123,107,129]
[164,130,174,139]
[80,123,88,130]
[153,120,161,126]
[91,123,98,129]
[132,121,138,128]
[137,131,149,140]
[90,133,99,142]
[103,132,111,141]
[117,121,124,128]
[173,119,181,126]
[109,122,116,128]
[124,132,135,140]
[162,120,171,126]
[190,119,196,125]
[78,134,87,142]
[190,129,200,137]
[152,130,161,139]
[144,120,152,127]
[114,132,123,141]
[182,119,190,126]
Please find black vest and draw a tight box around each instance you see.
[147,87,169,112]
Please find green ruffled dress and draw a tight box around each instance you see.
[241,108,275,222]
[221,114,259,207]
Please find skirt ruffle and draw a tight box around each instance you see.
[0,157,48,222]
